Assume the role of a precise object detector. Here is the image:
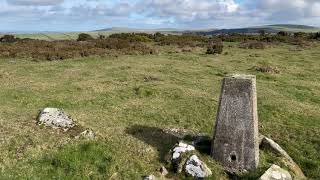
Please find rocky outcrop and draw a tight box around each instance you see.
[185,155,212,179]
[260,135,306,179]
[259,164,292,180]
[37,108,74,130]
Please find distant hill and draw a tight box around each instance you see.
[94,27,184,34]
[193,24,320,36]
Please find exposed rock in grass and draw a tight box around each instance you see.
[144,75,161,82]
[185,155,212,179]
[167,141,196,173]
[259,164,292,180]
[260,135,306,179]
[159,166,169,176]
[143,174,156,180]
[171,142,195,160]
[254,65,280,74]
[37,108,74,130]
[75,129,95,140]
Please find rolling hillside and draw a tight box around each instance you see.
[1,24,319,41]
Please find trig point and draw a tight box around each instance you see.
[212,74,259,173]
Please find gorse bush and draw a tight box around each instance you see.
[158,34,208,47]
[277,31,289,36]
[206,41,223,54]
[77,33,94,41]
[109,33,154,42]
[0,35,18,43]
[0,37,156,61]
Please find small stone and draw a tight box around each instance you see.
[169,141,196,173]
[143,174,156,180]
[185,155,212,179]
[37,108,74,130]
[171,142,195,160]
[160,166,168,176]
[75,129,95,139]
[259,164,292,180]
[172,152,180,159]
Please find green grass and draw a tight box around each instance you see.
[0,42,319,179]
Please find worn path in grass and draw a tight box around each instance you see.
[0,43,319,179]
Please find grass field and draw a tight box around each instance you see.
[0,42,319,179]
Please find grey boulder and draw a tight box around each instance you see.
[37,108,74,129]
[259,164,292,180]
[185,155,212,179]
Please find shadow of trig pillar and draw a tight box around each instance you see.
[212,74,259,173]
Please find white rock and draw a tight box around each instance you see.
[185,155,212,178]
[259,164,292,180]
[75,129,95,139]
[143,174,156,180]
[172,142,195,160]
[172,152,181,159]
[37,108,74,129]
[186,145,195,151]
[160,166,168,176]
[179,142,188,148]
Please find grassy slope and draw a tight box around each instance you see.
[0,43,319,179]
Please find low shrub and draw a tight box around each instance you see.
[277,31,289,36]
[0,35,18,43]
[77,33,94,41]
[0,37,156,61]
[158,34,208,47]
[206,41,223,54]
[109,33,153,42]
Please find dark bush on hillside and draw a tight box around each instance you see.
[109,33,153,42]
[0,37,156,61]
[277,31,289,36]
[259,30,266,36]
[158,34,208,47]
[206,41,223,54]
[310,32,320,40]
[239,41,265,49]
[0,35,18,43]
[77,33,94,41]
[294,32,306,38]
[98,35,106,39]
[154,32,165,42]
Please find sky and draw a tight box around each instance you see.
[1,0,320,32]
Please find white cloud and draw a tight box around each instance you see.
[7,0,64,6]
[1,0,320,31]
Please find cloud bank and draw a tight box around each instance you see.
[0,0,319,31]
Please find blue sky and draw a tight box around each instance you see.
[1,0,320,32]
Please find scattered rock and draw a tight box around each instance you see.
[37,108,74,130]
[75,129,95,140]
[168,141,196,173]
[260,135,306,179]
[143,174,156,180]
[172,142,195,160]
[259,164,292,180]
[254,65,280,74]
[160,166,168,176]
[185,155,212,179]
[144,75,161,82]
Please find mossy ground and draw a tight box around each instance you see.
[0,42,319,179]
